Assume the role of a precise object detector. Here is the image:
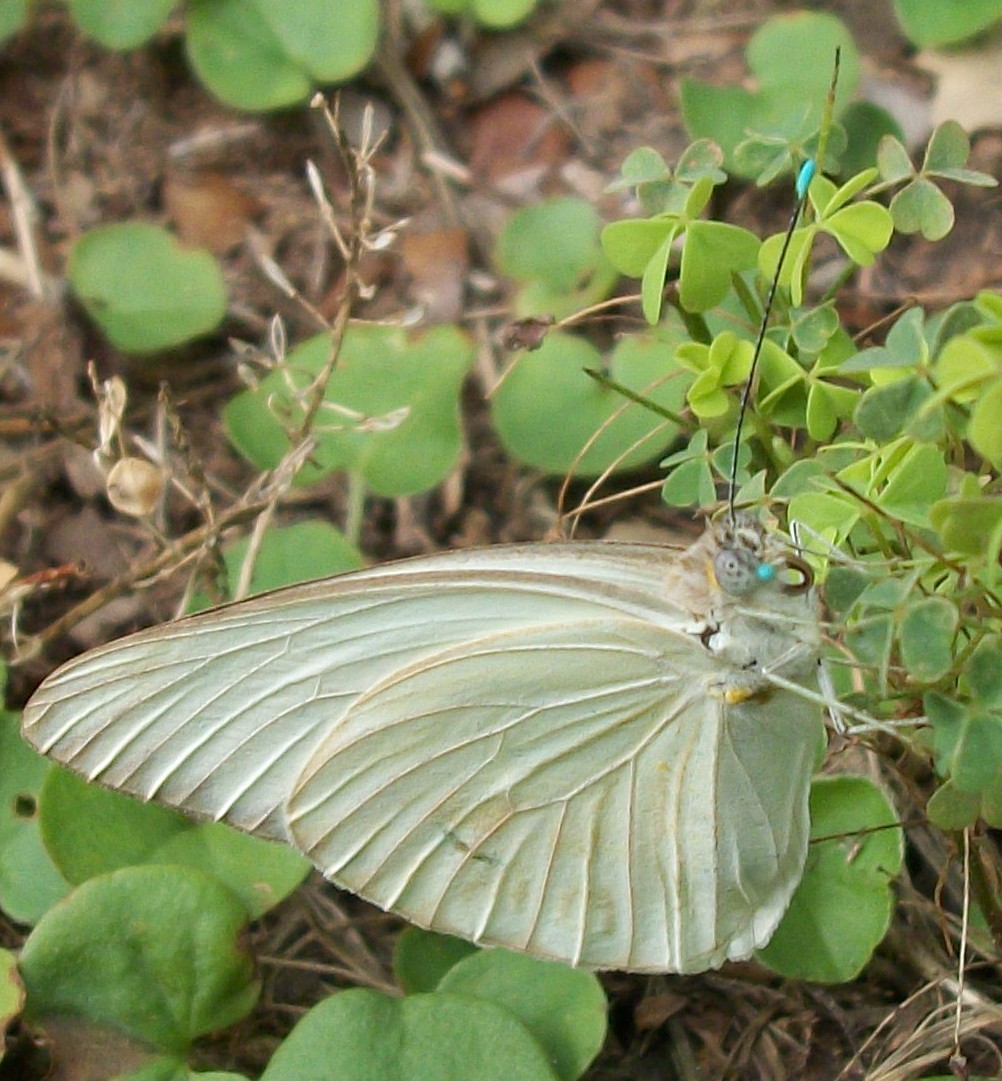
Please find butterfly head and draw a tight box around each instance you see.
[711,515,812,599]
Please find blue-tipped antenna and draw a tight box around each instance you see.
[795,158,816,200]
[726,48,841,524]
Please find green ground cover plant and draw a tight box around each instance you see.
[1,0,379,109]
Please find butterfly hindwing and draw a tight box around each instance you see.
[287,617,821,973]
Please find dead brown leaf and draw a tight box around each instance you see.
[399,223,469,323]
[565,58,631,137]
[32,1016,155,1081]
[467,92,570,194]
[164,171,263,254]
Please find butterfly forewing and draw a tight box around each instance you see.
[22,545,690,843]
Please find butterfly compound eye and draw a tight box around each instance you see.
[713,547,762,596]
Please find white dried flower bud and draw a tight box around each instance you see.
[106,457,164,517]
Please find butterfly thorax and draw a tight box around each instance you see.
[663,516,821,694]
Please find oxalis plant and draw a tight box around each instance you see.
[4,84,1002,1081]
[590,111,1002,1016]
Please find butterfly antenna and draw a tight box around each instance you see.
[726,47,841,525]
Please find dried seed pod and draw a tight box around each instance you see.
[105,457,164,517]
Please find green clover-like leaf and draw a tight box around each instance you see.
[890,178,955,240]
[601,218,677,278]
[876,134,915,184]
[678,221,759,312]
[968,377,1002,467]
[824,201,894,265]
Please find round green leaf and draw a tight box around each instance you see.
[394,929,478,994]
[68,0,176,49]
[497,199,606,294]
[933,706,1002,796]
[0,712,68,923]
[927,119,974,171]
[758,776,903,983]
[40,769,308,918]
[927,779,980,830]
[683,12,858,175]
[190,520,364,610]
[675,139,727,184]
[791,302,840,354]
[0,0,28,44]
[491,330,688,477]
[893,0,1002,46]
[806,380,857,442]
[499,198,617,319]
[187,0,311,111]
[877,443,948,527]
[152,822,310,918]
[680,83,757,171]
[746,12,859,106]
[259,989,559,1081]
[899,596,958,682]
[471,0,536,28]
[41,767,187,881]
[930,496,1002,555]
[68,224,226,353]
[853,377,932,442]
[438,950,607,1081]
[246,520,362,586]
[614,147,672,187]
[823,566,870,615]
[969,378,1002,467]
[967,635,1002,707]
[187,0,377,109]
[224,325,473,497]
[805,382,837,441]
[788,489,860,544]
[20,865,258,1052]
[935,335,997,402]
[255,0,377,82]
[661,457,715,506]
[677,331,753,419]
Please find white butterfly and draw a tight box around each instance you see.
[22,515,823,974]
